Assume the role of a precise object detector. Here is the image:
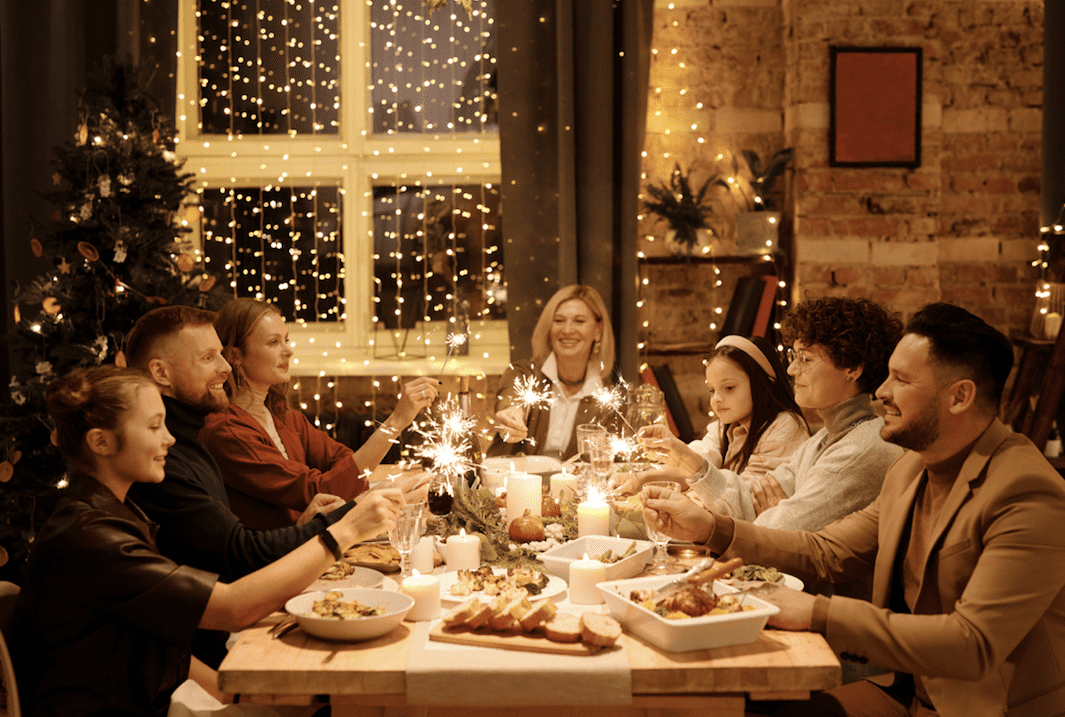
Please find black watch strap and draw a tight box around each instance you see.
[319,529,343,561]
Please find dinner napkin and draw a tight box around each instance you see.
[405,605,632,706]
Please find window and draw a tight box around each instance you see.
[176,0,506,375]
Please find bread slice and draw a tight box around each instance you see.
[518,599,558,632]
[542,613,582,643]
[579,613,622,647]
[441,598,480,627]
[465,600,494,629]
[488,594,531,631]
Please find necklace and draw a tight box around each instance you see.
[557,372,586,387]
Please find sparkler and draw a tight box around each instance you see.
[438,332,468,379]
[409,397,481,492]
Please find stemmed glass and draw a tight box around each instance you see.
[576,423,607,472]
[641,480,683,575]
[389,501,427,581]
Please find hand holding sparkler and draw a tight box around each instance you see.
[395,376,441,424]
[493,371,554,444]
[494,405,528,443]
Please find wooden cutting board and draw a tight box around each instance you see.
[428,623,609,656]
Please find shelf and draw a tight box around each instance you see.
[639,254,779,265]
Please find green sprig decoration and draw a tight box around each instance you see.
[642,162,728,250]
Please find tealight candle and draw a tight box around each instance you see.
[550,471,579,501]
[568,553,606,605]
[577,499,611,537]
[445,528,481,572]
[401,570,441,621]
[506,471,542,528]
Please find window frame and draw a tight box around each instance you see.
[174,1,508,376]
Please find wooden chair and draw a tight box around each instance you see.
[0,581,20,717]
[1004,325,1065,456]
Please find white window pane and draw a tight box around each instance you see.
[197,0,340,135]
[199,184,344,323]
[370,0,497,135]
[373,182,504,331]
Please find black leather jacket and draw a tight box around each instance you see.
[12,476,217,717]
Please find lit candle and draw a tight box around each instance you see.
[568,553,607,605]
[401,570,441,621]
[481,463,509,491]
[577,499,611,537]
[550,471,579,501]
[445,529,481,572]
[506,471,542,528]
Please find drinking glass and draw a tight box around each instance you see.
[389,501,427,580]
[586,431,615,494]
[576,423,607,465]
[427,476,454,516]
[641,480,683,575]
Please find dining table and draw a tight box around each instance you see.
[217,466,842,716]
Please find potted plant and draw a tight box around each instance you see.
[643,163,728,255]
[735,148,793,255]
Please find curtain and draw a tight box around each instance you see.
[496,0,654,381]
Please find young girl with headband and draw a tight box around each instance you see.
[617,335,808,503]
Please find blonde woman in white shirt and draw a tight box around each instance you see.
[488,284,621,459]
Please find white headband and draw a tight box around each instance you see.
[714,335,776,379]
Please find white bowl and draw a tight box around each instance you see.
[597,575,779,653]
[537,536,653,581]
[481,456,564,489]
[285,588,414,641]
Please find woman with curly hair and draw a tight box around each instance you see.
[641,296,904,531]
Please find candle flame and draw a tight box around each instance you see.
[459,528,467,537]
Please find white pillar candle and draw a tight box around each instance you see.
[481,464,509,491]
[445,529,481,572]
[577,500,611,537]
[568,554,606,605]
[411,535,436,574]
[550,471,579,501]
[401,570,441,621]
[506,472,542,528]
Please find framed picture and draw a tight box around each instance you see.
[829,47,922,168]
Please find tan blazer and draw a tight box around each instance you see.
[724,420,1065,717]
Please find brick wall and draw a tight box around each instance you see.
[641,0,1044,435]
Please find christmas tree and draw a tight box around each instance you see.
[0,56,225,580]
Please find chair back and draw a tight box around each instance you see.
[0,581,21,717]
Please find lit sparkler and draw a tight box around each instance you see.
[410,397,480,486]
[513,372,553,413]
[438,332,468,378]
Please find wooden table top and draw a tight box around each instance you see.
[218,465,842,714]
[219,613,841,700]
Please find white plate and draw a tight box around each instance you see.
[537,536,654,582]
[719,572,805,592]
[481,455,563,476]
[597,575,779,653]
[306,565,385,593]
[285,588,414,641]
[437,567,567,604]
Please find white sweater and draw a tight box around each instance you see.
[687,394,903,531]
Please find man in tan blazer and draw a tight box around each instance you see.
[644,303,1065,717]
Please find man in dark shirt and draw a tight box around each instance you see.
[122,305,355,665]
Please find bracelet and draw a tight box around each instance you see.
[319,529,343,561]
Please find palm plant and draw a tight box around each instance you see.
[642,163,728,250]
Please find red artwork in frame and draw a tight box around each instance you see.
[830,47,922,168]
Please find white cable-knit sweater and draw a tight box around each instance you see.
[687,394,903,531]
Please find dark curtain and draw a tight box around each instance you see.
[496,0,653,381]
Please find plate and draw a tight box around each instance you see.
[538,536,653,581]
[344,543,401,573]
[306,565,385,593]
[285,588,414,641]
[437,567,568,604]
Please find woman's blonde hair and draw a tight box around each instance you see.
[213,297,290,416]
[530,285,615,376]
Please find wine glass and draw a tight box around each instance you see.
[641,480,683,575]
[389,501,427,581]
[427,475,454,516]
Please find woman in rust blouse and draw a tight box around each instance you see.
[204,298,437,529]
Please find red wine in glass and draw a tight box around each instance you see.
[428,484,454,516]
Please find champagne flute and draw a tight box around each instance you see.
[389,501,427,581]
[641,480,683,575]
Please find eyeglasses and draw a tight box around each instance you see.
[786,347,815,372]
